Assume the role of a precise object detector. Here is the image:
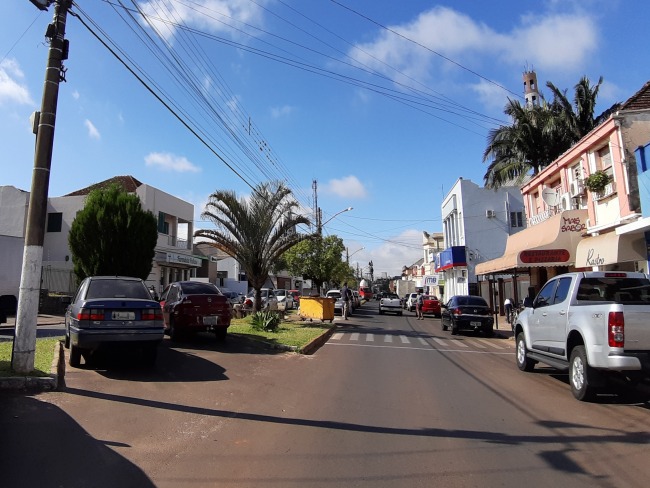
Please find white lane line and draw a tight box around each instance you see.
[350,332,359,341]
[475,338,504,349]
[384,335,393,343]
[332,332,343,341]
[399,335,410,344]
[366,333,374,342]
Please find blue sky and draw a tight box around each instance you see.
[2,0,649,277]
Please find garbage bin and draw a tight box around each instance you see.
[299,297,335,322]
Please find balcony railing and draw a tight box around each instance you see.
[158,233,190,250]
[593,181,616,201]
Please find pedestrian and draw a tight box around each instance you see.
[341,282,350,320]
[416,290,424,319]
[503,297,513,324]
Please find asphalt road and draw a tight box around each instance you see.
[1,301,649,487]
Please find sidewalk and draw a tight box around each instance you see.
[0,314,65,328]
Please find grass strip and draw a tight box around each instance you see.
[0,338,60,377]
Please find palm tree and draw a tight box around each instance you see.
[483,76,603,189]
[195,181,312,312]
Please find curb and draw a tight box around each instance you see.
[299,325,336,355]
[0,340,64,392]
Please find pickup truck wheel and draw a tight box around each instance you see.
[516,333,535,372]
[570,346,597,402]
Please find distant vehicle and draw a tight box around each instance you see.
[243,288,279,311]
[326,289,351,316]
[219,289,244,306]
[421,295,441,317]
[359,287,373,302]
[64,276,165,367]
[406,293,419,311]
[288,289,301,307]
[160,281,232,341]
[441,295,494,336]
[402,294,410,309]
[379,293,403,315]
[275,289,294,310]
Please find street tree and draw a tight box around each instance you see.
[483,76,603,189]
[68,184,158,281]
[283,235,349,294]
[195,181,311,312]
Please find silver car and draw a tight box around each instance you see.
[275,289,294,310]
[243,288,279,311]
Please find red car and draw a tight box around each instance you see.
[421,295,441,317]
[160,281,232,341]
[288,289,301,307]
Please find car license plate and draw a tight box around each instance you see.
[470,321,481,327]
[112,311,135,320]
[203,316,219,326]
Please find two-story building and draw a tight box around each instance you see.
[476,80,650,305]
[422,231,445,297]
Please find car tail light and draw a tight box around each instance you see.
[608,311,624,347]
[141,308,163,321]
[452,308,462,316]
[77,308,104,321]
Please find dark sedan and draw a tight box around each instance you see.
[160,281,232,341]
[441,295,494,336]
[64,276,164,367]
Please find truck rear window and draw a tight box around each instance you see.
[577,278,650,304]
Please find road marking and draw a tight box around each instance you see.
[475,338,504,349]
[350,333,359,341]
[399,335,410,344]
[366,334,374,342]
[450,340,469,348]
[384,335,393,343]
[433,338,448,346]
[332,332,343,341]
[418,338,428,345]
[326,343,512,355]
[471,340,486,349]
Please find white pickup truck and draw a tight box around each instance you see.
[514,271,650,401]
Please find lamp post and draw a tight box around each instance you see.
[346,246,364,263]
[318,206,352,233]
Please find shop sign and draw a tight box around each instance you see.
[520,249,570,264]
[166,252,202,267]
[584,248,605,267]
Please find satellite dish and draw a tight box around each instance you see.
[541,187,559,207]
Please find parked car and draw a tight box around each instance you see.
[421,295,441,317]
[379,293,403,315]
[288,289,301,307]
[275,289,294,310]
[219,289,244,306]
[160,281,232,341]
[64,276,165,367]
[352,290,361,308]
[402,294,410,309]
[243,288,279,311]
[406,293,419,311]
[441,295,494,336]
[326,289,351,316]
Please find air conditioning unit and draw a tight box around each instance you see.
[570,180,585,197]
[486,209,495,218]
[560,192,572,211]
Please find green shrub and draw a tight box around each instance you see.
[250,311,281,332]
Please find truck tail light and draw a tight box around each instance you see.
[608,311,624,347]
[77,308,104,321]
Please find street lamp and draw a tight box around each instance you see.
[318,206,352,233]
[346,246,364,263]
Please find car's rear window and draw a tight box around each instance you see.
[456,296,488,306]
[327,292,342,299]
[179,282,221,295]
[577,277,650,304]
[86,279,150,299]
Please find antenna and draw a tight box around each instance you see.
[541,187,559,207]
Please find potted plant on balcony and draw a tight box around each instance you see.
[584,170,611,194]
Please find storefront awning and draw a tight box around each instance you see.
[475,209,588,275]
[574,232,646,267]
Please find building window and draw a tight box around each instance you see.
[158,211,169,234]
[510,211,523,228]
[596,145,612,170]
[46,212,63,232]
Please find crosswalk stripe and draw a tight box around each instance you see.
[366,333,374,342]
[475,338,504,349]
[450,340,469,348]
[332,332,343,341]
[418,338,428,345]
[350,333,359,341]
[399,335,410,344]
[472,341,486,349]
[384,335,393,343]
[433,338,447,346]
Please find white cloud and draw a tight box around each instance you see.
[270,105,295,119]
[144,151,201,173]
[84,119,101,140]
[72,90,80,100]
[138,0,272,41]
[471,80,510,113]
[324,175,368,199]
[0,59,34,105]
[371,229,423,276]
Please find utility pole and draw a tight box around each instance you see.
[13,0,70,373]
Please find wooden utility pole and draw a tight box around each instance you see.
[13,0,70,373]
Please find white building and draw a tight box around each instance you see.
[0,176,202,303]
[437,178,526,304]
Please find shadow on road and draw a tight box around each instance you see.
[0,392,155,487]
